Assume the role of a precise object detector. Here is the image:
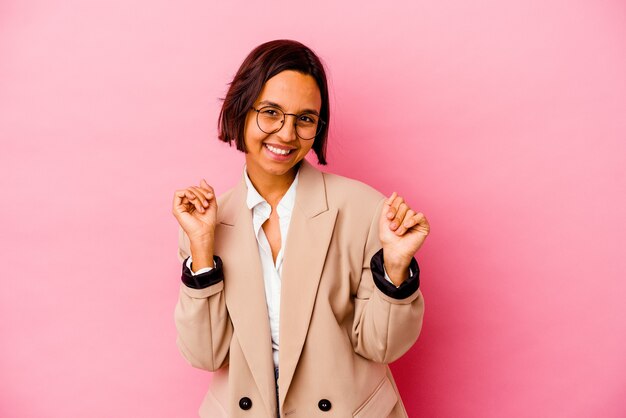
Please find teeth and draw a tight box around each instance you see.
[266,144,292,156]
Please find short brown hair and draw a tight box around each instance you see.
[218,39,330,165]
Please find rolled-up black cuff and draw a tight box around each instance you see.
[181,255,224,289]
[370,249,420,299]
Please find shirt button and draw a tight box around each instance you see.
[239,397,252,410]
[318,399,332,411]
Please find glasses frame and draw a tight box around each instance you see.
[251,106,325,140]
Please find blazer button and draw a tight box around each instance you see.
[239,397,252,410]
[318,399,332,411]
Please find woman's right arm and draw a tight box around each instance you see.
[172,181,233,371]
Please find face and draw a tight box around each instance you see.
[243,70,322,181]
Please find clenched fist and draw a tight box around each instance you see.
[379,192,430,286]
[172,179,218,270]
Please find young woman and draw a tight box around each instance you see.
[172,39,429,418]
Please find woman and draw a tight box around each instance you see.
[172,40,429,418]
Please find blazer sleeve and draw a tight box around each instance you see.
[174,226,233,371]
[351,198,425,363]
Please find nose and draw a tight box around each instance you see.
[276,114,298,142]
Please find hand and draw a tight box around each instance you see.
[379,192,430,283]
[172,179,218,245]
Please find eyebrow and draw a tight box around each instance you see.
[257,100,320,116]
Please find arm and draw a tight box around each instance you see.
[351,198,425,363]
[174,228,234,372]
[172,180,233,371]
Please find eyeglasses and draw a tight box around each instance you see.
[251,106,325,140]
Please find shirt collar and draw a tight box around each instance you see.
[243,165,299,216]
[244,168,266,211]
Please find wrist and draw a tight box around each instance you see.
[382,254,412,285]
[188,232,214,247]
[384,264,410,285]
[190,242,214,271]
[382,253,411,272]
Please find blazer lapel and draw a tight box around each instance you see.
[216,176,276,416]
[278,159,338,406]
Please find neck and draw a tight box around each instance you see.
[246,162,300,206]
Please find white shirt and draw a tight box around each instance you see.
[186,166,407,368]
[242,167,298,367]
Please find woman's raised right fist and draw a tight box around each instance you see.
[172,179,218,245]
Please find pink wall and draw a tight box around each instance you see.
[1,0,625,416]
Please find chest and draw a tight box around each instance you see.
[261,208,282,263]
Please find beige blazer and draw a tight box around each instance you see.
[175,159,425,417]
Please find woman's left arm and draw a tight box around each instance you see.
[351,194,429,363]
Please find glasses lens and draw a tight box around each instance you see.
[295,114,320,140]
[257,106,284,134]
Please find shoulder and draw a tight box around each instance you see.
[321,170,385,212]
[319,170,386,242]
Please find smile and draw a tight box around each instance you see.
[265,144,295,156]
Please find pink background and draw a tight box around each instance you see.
[1,0,625,417]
